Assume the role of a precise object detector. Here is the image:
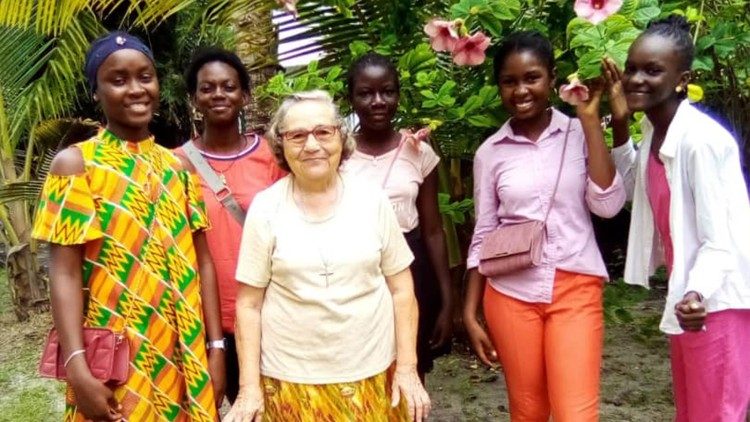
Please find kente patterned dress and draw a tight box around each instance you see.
[32,129,217,421]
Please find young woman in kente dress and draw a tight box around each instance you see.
[33,32,223,421]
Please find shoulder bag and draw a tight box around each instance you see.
[478,120,572,277]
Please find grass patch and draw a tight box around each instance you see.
[0,269,63,422]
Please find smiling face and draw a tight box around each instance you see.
[193,61,248,126]
[349,64,400,132]
[622,34,690,113]
[279,100,343,183]
[496,50,554,122]
[95,49,158,140]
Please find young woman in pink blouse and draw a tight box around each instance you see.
[344,53,453,381]
[463,31,626,421]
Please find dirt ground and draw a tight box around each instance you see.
[427,298,674,421]
[0,281,679,422]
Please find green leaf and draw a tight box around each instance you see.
[478,14,503,38]
[462,95,483,113]
[632,5,661,27]
[420,89,436,99]
[306,60,319,74]
[467,114,498,128]
[567,17,593,42]
[437,81,457,97]
[450,0,486,19]
[618,0,641,17]
[570,26,605,51]
[577,49,607,80]
[349,40,371,58]
[490,0,520,21]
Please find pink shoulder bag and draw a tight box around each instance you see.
[478,120,571,277]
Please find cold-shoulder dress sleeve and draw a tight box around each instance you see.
[32,173,103,244]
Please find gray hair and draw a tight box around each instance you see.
[266,90,356,172]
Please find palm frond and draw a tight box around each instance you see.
[0,180,44,205]
[0,26,55,156]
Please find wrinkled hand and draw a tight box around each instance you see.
[602,58,630,122]
[68,368,122,422]
[208,349,226,409]
[675,291,706,332]
[430,308,453,351]
[575,78,605,121]
[391,365,431,421]
[464,317,498,367]
[223,385,264,422]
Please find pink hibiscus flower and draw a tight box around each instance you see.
[559,79,590,106]
[574,0,623,25]
[424,19,460,52]
[400,127,431,152]
[452,31,491,66]
[276,0,298,17]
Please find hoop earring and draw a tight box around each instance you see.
[189,101,203,139]
[239,106,248,135]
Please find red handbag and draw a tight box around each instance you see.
[38,327,130,386]
[478,120,571,278]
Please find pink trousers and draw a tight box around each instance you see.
[669,309,750,422]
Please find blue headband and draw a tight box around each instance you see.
[84,31,155,93]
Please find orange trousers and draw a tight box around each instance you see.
[483,270,603,422]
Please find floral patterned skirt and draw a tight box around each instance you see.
[261,365,410,421]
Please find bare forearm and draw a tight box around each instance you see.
[612,118,630,148]
[235,304,262,390]
[194,232,222,341]
[580,115,616,189]
[49,245,89,379]
[462,269,484,322]
[424,230,453,308]
[388,270,419,368]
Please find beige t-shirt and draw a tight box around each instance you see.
[235,173,414,384]
[345,141,440,232]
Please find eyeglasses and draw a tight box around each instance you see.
[279,125,339,146]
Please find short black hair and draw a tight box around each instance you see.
[346,52,400,97]
[641,15,694,71]
[492,31,555,82]
[184,47,251,95]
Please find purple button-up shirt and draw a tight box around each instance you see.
[467,109,626,303]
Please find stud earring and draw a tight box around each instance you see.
[675,86,684,93]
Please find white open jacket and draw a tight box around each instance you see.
[612,100,750,334]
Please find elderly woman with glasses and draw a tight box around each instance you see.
[225,90,431,422]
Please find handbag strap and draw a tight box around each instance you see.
[542,119,573,225]
[381,133,406,189]
[182,139,247,225]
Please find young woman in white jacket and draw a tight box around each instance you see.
[605,15,750,422]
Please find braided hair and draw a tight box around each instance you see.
[641,15,694,71]
[346,52,400,97]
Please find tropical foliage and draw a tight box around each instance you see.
[257,0,750,267]
[0,0,748,317]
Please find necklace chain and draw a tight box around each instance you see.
[294,177,343,287]
[199,134,249,182]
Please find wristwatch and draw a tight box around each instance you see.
[206,338,227,350]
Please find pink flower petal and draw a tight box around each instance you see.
[574,0,623,25]
[452,32,490,67]
[400,127,431,152]
[424,19,460,52]
[559,83,590,105]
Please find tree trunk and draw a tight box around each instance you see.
[234,3,281,133]
[6,242,48,321]
[1,154,48,321]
